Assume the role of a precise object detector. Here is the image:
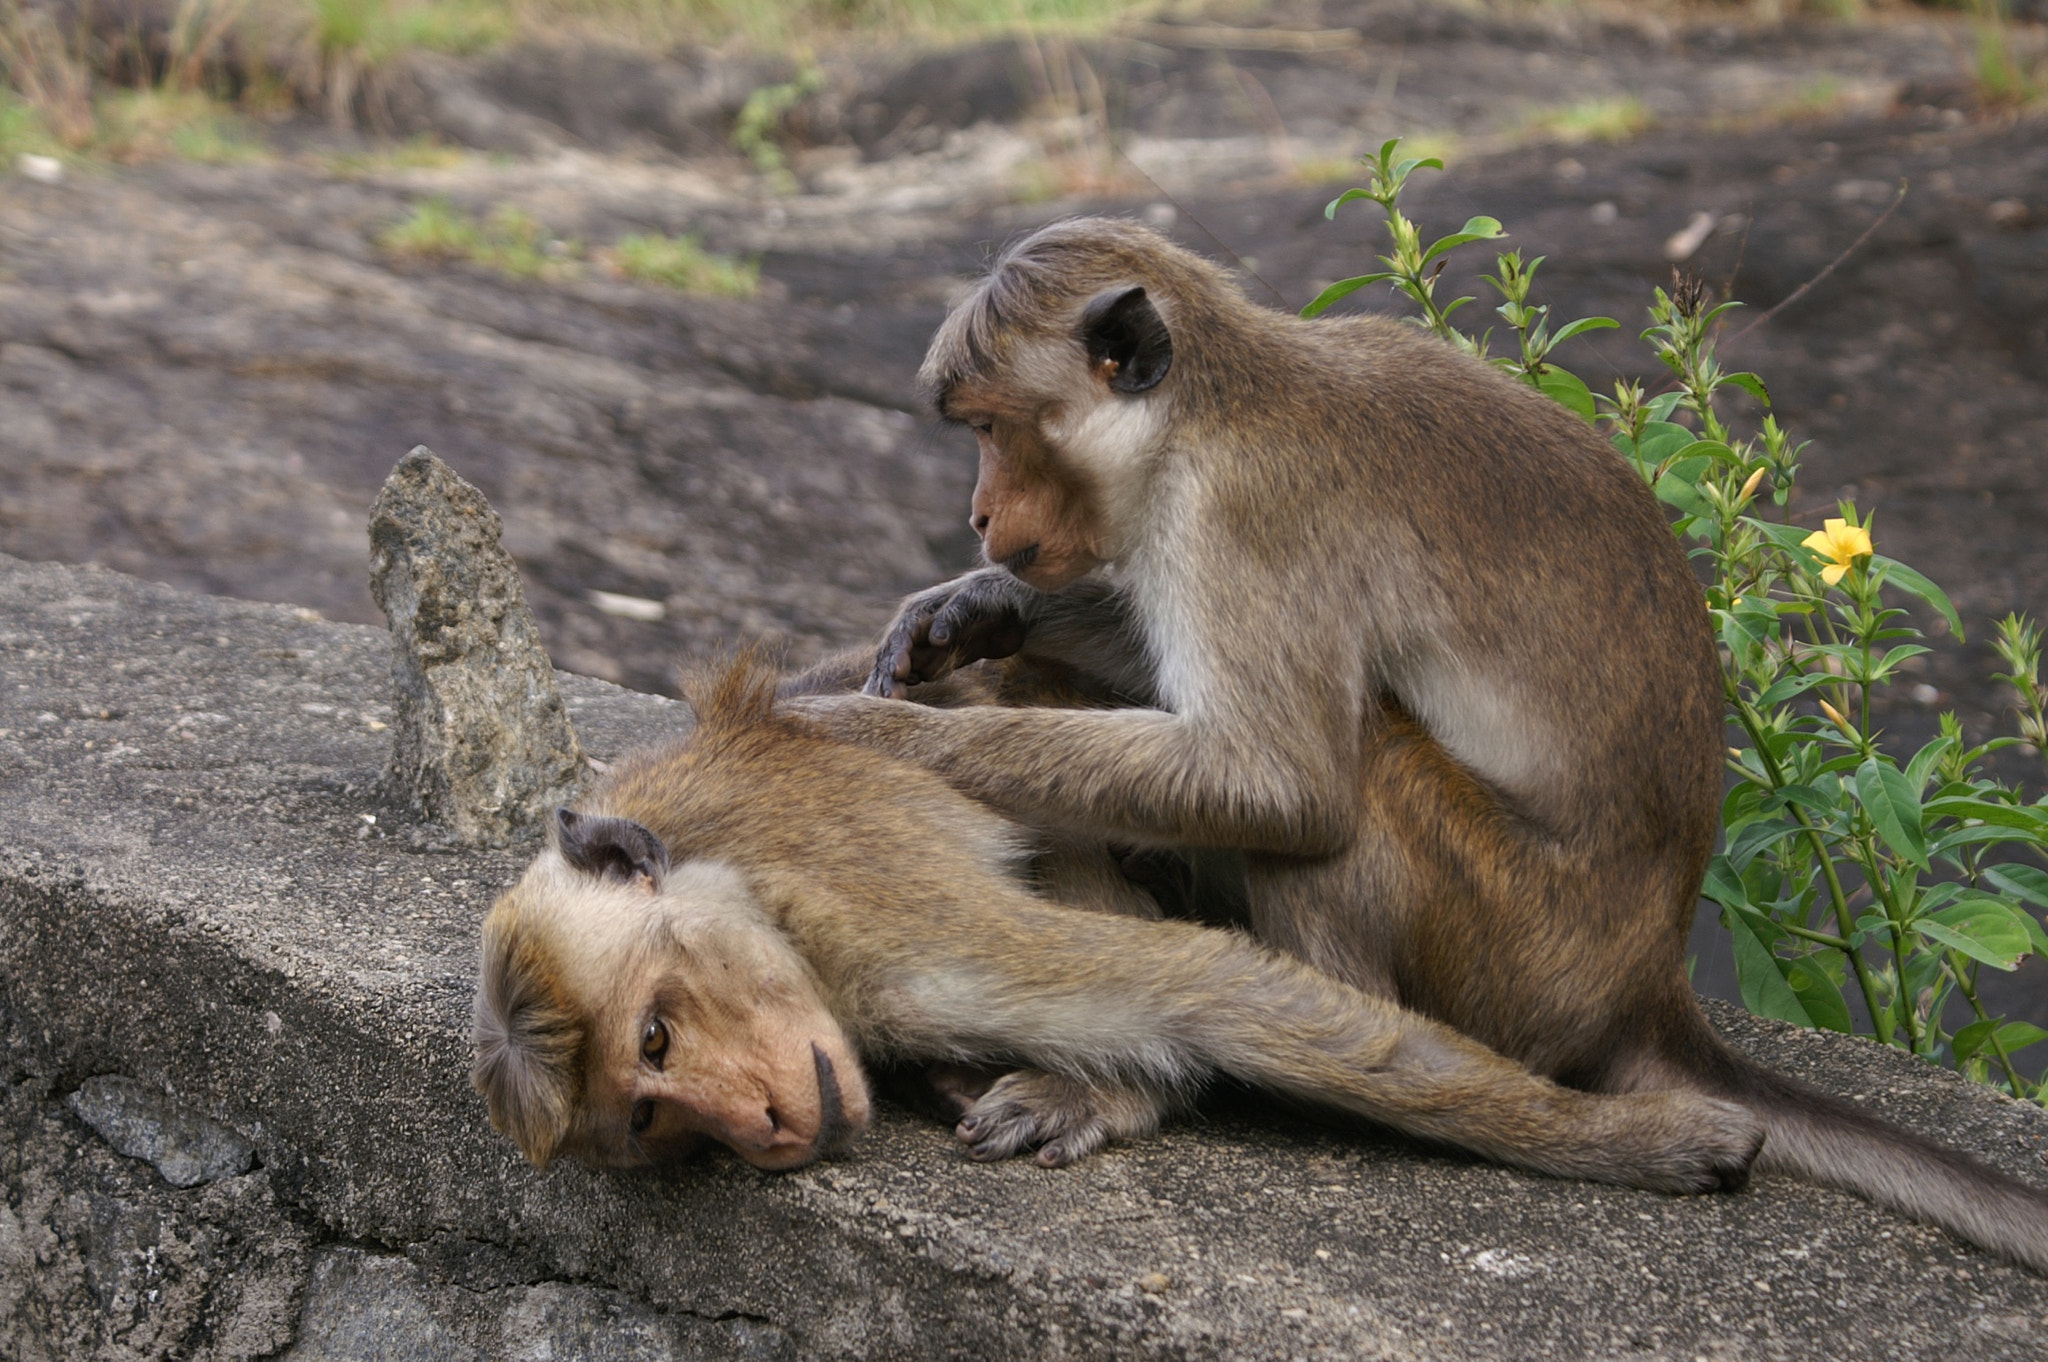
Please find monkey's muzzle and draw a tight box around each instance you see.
[809,1041,859,1160]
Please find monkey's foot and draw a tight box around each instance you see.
[1606,1092,1764,1194]
[955,1070,1172,1168]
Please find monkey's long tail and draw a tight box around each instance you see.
[1670,1007,2048,1274]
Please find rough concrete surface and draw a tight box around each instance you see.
[2,552,2047,1359]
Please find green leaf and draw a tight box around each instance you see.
[1924,798,2048,833]
[1549,316,1619,345]
[1748,518,1818,554]
[1644,392,1685,422]
[1614,420,1694,476]
[1300,274,1395,318]
[1324,188,1377,219]
[1868,555,1962,640]
[1855,757,1928,868]
[1954,1019,2048,1064]
[1536,366,1596,420]
[1722,372,1771,406]
[1978,868,2048,958]
[1419,216,1505,266]
[1781,956,1851,1032]
[1726,909,1815,1026]
[1916,899,2032,970]
[1751,672,1836,708]
[1983,864,2048,910]
[1654,465,1713,518]
[1904,734,1958,795]
[1668,440,1743,469]
[1932,823,2045,856]
[1726,816,1802,872]
[1701,855,1750,909]
[1759,783,1837,818]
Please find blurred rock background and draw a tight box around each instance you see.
[3,0,2045,1019]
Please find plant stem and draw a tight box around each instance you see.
[1732,694,1890,1036]
[1950,958,2026,1093]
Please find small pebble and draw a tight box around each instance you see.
[1988,198,2030,229]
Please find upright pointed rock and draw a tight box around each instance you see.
[368,446,583,845]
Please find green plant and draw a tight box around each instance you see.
[379,198,577,277]
[97,88,263,162]
[1962,0,2046,106]
[609,232,759,297]
[1521,95,1653,145]
[1315,140,2048,1101]
[733,67,823,190]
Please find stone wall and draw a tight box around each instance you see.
[3,554,2045,1360]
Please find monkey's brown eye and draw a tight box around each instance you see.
[641,1019,668,1067]
[629,1099,656,1135]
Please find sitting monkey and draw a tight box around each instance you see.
[785,217,2048,1273]
[474,655,1761,1188]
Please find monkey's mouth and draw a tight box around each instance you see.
[999,542,1040,575]
[810,1041,859,1158]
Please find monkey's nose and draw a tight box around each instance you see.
[970,511,990,537]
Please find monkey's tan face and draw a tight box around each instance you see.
[962,413,1112,593]
[587,870,869,1172]
[476,850,871,1173]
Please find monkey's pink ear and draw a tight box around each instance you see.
[554,809,671,885]
[1079,286,1172,394]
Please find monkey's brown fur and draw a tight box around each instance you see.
[475,655,1763,1188]
[788,217,2048,1272]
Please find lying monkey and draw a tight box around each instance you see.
[474,655,1761,1188]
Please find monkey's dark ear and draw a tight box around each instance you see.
[1079,286,1172,394]
[555,809,671,885]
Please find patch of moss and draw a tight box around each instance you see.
[609,233,759,297]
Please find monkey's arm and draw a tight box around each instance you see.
[849,902,1760,1192]
[791,693,1357,855]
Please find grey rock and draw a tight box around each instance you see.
[1,1075,310,1362]
[284,1246,793,1362]
[368,447,586,845]
[67,1074,256,1187]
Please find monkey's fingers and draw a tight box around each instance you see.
[865,600,947,697]
[864,574,1026,697]
[863,575,974,696]
[955,1070,1166,1168]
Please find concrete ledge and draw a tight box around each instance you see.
[3,554,2046,1360]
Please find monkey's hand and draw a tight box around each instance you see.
[866,569,1029,698]
[955,1069,1180,1168]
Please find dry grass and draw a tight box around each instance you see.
[378,198,760,295]
[1,0,2032,170]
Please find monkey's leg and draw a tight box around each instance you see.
[918,905,1761,1192]
[1035,836,1165,920]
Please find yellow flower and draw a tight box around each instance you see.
[1801,518,1873,586]
[1737,466,1766,503]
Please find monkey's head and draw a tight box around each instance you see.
[922,218,1207,592]
[473,808,869,1172]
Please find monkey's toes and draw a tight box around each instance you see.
[955,1102,1044,1162]
[1645,1097,1764,1194]
[955,1071,1115,1166]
